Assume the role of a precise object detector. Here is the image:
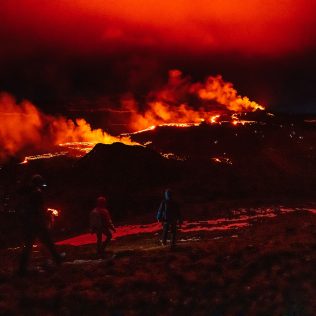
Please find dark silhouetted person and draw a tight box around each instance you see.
[157,189,182,249]
[90,196,116,257]
[18,174,62,276]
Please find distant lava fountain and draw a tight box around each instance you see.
[122,69,265,131]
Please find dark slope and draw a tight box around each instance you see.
[76,142,181,187]
[1,210,316,315]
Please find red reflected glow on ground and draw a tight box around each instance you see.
[57,207,315,247]
[57,223,162,246]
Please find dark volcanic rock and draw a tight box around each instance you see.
[75,142,180,188]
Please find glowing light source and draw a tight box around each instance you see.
[211,157,233,165]
[47,208,60,217]
[210,115,221,124]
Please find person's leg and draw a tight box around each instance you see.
[18,230,34,275]
[102,229,112,252]
[162,222,169,245]
[38,226,62,264]
[96,231,103,255]
[170,223,177,249]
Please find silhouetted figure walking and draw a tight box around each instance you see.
[157,189,182,249]
[18,174,62,276]
[90,196,116,257]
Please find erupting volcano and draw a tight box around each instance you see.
[0,70,266,163]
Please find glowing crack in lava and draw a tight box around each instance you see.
[19,152,68,164]
[211,156,233,165]
[161,153,187,161]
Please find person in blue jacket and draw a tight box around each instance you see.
[157,189,182,249]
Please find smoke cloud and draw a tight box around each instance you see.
[0,93,133,161]
[120,70,264,130]
[0,93,42,159]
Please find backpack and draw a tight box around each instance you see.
[156,200,166,222]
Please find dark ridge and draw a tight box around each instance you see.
[76,142,182,188]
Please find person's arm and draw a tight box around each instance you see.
[157,201,164,222]
[105,209,116,232]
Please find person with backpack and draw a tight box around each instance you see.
[156,189,182,249]
[90,196,116,257]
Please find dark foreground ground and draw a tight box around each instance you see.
[0,209,316,316]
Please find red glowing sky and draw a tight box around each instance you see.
[1,0,315,56]
[1,0,316,114]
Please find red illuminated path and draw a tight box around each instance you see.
[57,207,316,247]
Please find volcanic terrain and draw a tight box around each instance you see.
[0,111,315,315]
